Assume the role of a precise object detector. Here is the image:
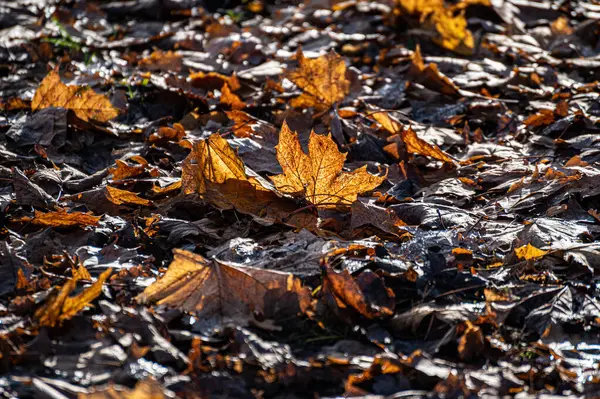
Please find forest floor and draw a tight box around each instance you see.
[2,0,600,397]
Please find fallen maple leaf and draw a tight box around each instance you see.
[515,244,548,260]
[35,268,112,327]
[288,50,350,110]
[271,122,385,208]
[397,0,475,55]
[431,9,474,55]
[17,208,100,228]
[401,127,455,164]
[136,249,310,329]
[32,71,118,122]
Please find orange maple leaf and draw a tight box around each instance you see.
[288,50,350,110]
[271,122,385,208]
[32,71,119,122]
[136,249,310,329]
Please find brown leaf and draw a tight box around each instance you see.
[271,122,385,208]
[457,321,485,361]
[409,46,460,96]
[321,265,395,319]
[181,133,247,195]
[35,268,112,327]
[136,249,310,329]
[401,127,455,164]
[32,71,118,122]
[288,50,350,110]
[148,123,186,143]
[225,110,278,140]
[189,71,240,91]
[139,50,183,73]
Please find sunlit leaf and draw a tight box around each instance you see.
[32,71,118,122]
[271,122,385,208]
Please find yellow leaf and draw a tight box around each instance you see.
[515,244,548,260]
[397,0,444,15]
[401,127,454,164]
[32,71,118,122]
[136,249,310,327]
[369,109,403,134]
[271,122,385,208]
[397,0,475,55]
[288,50,350,110]
[106,186,152,206]
[181,133,247,195]
[431,10,474,55]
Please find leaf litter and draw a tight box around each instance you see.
[1,0,600,397]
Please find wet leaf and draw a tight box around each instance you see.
[32,71,118,122]
[136,249,310,329]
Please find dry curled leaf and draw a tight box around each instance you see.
[32,71,118,122]
[136,249,310,329]
[409,46,460,96]
[288,50,350,110]
[35,268,112,327]
[321,264,395,319]
[401,127,455,164]
[271,122,385,208]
